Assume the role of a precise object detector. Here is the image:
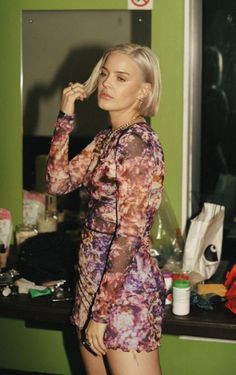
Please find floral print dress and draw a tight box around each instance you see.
[46,113,166,352]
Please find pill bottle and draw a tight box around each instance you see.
[172,279,191,316]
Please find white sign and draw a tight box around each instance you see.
[128,0,153,10]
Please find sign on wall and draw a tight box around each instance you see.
[128,0,153,10]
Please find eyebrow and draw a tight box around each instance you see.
[101,66,130,76]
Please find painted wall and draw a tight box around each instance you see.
[0,1,235,374]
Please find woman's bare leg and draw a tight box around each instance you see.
[80,344,108,375]
[106,348,162,375]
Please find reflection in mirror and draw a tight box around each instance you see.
[201,0,236,259]
[22,10,151,229]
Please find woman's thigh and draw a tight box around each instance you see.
[80,344,109,375]
[106,348,162,375]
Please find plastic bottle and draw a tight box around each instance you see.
[172,279,191,315]
[162,270,173,305]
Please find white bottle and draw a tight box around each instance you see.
[172,279,191,315]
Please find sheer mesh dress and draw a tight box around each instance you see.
[47,114,166,352]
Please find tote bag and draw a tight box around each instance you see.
[182,203,225,282]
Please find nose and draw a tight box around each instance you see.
[102,74,112,87]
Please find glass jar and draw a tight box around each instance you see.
[15,224,38,249]
[45,194,57,216]
[0,242,8,270]
[37,212,57,233]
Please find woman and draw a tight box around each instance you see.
[47,43,165,375]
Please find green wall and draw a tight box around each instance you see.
[152,2,184,222]
[0,318,72,374]
[0,1,235,374]
[0,318,235,375]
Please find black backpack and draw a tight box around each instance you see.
[17,231,77,286]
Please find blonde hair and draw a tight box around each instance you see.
[83,43,162,117]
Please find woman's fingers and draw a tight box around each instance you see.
[60,82,87,115]
[96,335,107,355]
[86,334,107,356]
[85,320,107,357]
[63,83,87,100]
[92,335,107,356]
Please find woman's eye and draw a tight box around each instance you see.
[100,71,107,77]
[117,76,126,82]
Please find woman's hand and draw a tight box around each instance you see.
[60,82,87,116]
[85,319,107,356]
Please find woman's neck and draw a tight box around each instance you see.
[109,111,142,131]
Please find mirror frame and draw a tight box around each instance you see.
[182,0,202,231]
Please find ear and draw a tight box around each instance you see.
[137,82,151,100]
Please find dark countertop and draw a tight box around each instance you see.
[1,248,236,339]
[163,302,236,340]
[0,293,235,340]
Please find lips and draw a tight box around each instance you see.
[99,91,113,99]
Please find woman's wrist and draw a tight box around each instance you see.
[57,110,75,121]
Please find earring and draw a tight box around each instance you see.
[137,97,143,110]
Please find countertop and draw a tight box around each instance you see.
[0,293,235,340]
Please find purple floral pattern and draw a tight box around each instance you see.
[47,116,165,352]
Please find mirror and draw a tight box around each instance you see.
[22,10,151,219]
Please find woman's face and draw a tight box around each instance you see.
[97,52,148,119]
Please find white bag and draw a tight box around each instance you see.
[182,203,225,283]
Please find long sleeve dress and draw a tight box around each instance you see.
[46,113,166,352]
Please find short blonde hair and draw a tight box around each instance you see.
[83,43,162,117]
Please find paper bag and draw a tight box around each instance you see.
[182,203,225,282]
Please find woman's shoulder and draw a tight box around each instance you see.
[94,128,110,144]
[121,122,162,149]
[130,121,155,136]
[116,122,164,161]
